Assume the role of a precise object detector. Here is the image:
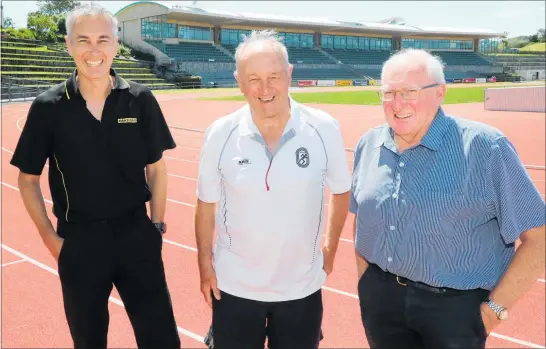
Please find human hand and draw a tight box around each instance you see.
[46,235,64,262]
[199,263,221,308]
[322,246,336,276]
[480,303,501,336]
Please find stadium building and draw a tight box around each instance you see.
[115,1,510,86]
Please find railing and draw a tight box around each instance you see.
[1,76,53,102]
[122,39,172,66]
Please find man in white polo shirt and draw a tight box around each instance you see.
[195,29,351,349]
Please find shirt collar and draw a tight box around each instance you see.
[64,68,129,100]
[373,107,450,152]
[238,95,300,137]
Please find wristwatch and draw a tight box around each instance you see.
[484,299,509,320]
[153,222,167,234]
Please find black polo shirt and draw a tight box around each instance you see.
[10,69,176,223]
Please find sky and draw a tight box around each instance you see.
[1,0,544,38]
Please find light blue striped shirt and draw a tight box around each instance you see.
[350,107,545,290]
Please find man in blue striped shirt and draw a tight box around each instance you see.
[350,48,545,349]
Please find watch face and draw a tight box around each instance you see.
[499,310,509,320]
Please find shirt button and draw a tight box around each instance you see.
[392,193,398,199]
[390,225,396,231]
[387,257,393,262]
[399,162,405,167]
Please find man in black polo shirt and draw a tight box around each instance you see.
[10,4,181,349]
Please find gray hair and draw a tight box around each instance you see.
[234,29,290,73]
[66,3,118,39]
[381,48,446,85]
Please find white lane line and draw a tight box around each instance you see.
[322,286,358,299]
[164,155,199,164]
[168,173,197,182]
[2,181,53,204]
[489,333,545,348]
[0,243,205,344]
[2,259,26,267]
[163,239,198,252]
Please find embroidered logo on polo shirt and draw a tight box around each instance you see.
[295,147,310,168]
[117,117,137,124]
[234,157,251,166]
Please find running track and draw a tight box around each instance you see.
[2,95,545,348]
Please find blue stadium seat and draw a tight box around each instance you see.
[323,49,392,65]
[146,41,233,62]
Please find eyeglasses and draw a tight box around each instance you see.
[378,83,440,102]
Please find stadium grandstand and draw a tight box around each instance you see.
[114,0,516,87]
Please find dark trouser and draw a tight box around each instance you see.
[57,206,180,349]
[205,289,323,349]
[358,263,490,349]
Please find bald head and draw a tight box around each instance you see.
[381,49,446,86]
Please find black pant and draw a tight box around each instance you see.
[205,289,323,349]
[358,263,489,349]
[57,206,180,349]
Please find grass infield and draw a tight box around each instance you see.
[203,86,489,105]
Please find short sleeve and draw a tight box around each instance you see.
[323,119,351,194]
[10,98,53,175]
[487,137,546,244]
[143,90,176,164]
[349,135,367,214]
[196,123,226,203]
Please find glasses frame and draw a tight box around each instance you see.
[378,83,440,102]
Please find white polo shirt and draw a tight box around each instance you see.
[197,97,351,302]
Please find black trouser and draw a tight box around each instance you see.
[57,206,180,349]
[204,289,323,349]
[358,263,489,349]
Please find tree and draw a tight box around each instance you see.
[529,28,545,43]
[27,11,58,41]
[2,16,14,28]
[37,0,81,16]
[537,28,546,42]
[55,15,67,35]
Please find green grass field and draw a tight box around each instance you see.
[520,42,546,52]
[204,86,490,105]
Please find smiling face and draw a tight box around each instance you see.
[65,15,118,83]
[234,42,293,120]
[381,66,446,145]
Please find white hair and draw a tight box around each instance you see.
[234,29,290,73]
[66,3,118,39]
[381,48,446,85]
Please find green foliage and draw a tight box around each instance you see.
[55,15,67,35]
[1,28,37,40]
[27,12,59,42]
[528,28,546,43]
[37,0,81,16]
[117,43,134,58]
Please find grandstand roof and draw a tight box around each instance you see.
[115,1,507,38]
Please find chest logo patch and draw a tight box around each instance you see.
[295,147,310,168]
[117,117,137,124]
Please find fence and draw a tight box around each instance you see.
[1,76,53,102]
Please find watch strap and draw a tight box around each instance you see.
[485,299,506,319]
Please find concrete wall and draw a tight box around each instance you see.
[119,19,140,44]
[514,69,545,81]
